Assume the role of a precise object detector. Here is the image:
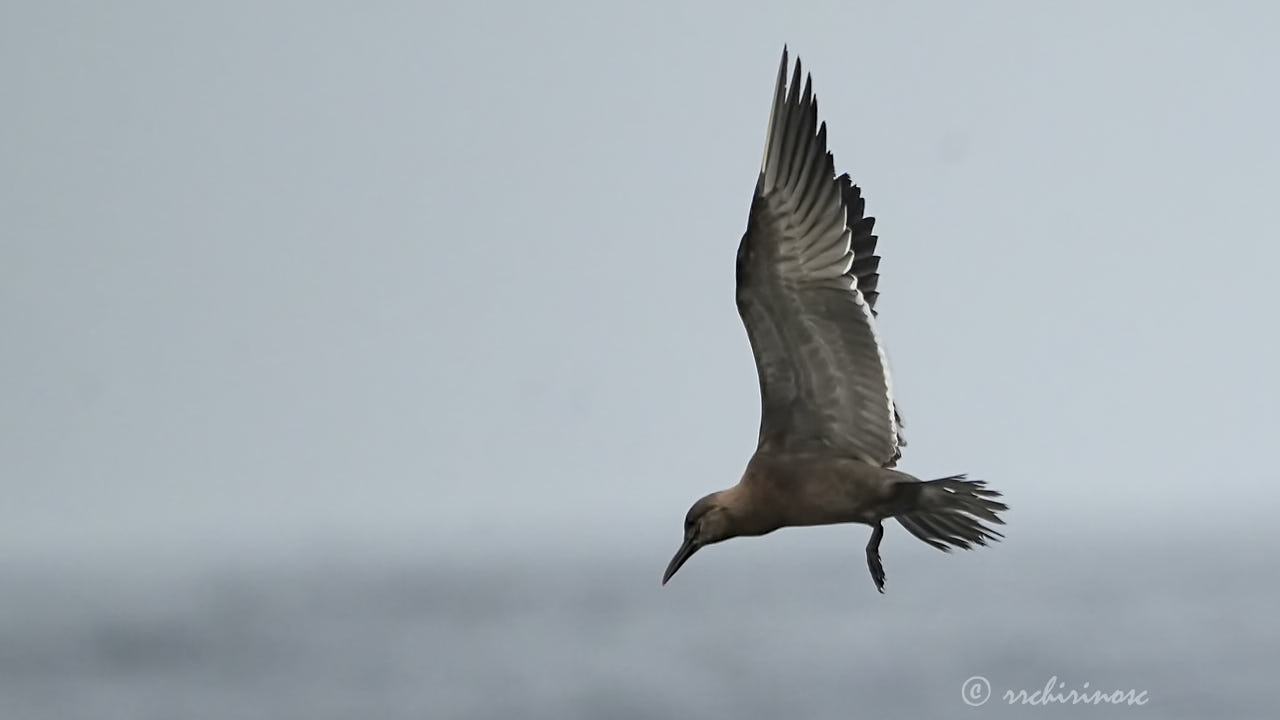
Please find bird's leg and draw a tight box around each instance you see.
[866,522,886,593]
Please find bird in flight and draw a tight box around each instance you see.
[662,48,1007,593]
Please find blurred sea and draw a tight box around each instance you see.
[3,532,1276,719]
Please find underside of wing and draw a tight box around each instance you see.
[736,48,905,466]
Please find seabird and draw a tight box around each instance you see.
[662,48,1007,593]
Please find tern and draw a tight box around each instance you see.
[662,48,1007,593]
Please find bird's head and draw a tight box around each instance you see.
[662,491,738,585]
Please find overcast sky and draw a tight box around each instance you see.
[3,1,1278,567]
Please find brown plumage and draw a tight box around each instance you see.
[662,48,1007,593]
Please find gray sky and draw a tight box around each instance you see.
[3,1,1278,567]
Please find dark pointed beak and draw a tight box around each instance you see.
[662,535,700,585]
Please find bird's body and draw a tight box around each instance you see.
[733,453,902,532]
[663,48,1007,592]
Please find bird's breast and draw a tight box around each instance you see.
[746,453,897,528]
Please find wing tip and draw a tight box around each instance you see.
[762,47,826,196]
[760,47,791,182]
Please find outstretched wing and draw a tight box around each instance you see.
[736,48,906,467]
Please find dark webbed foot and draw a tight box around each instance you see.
[866,522,886,593]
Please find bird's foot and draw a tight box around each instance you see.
[865,522,886,593]
[866,547,886,593]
